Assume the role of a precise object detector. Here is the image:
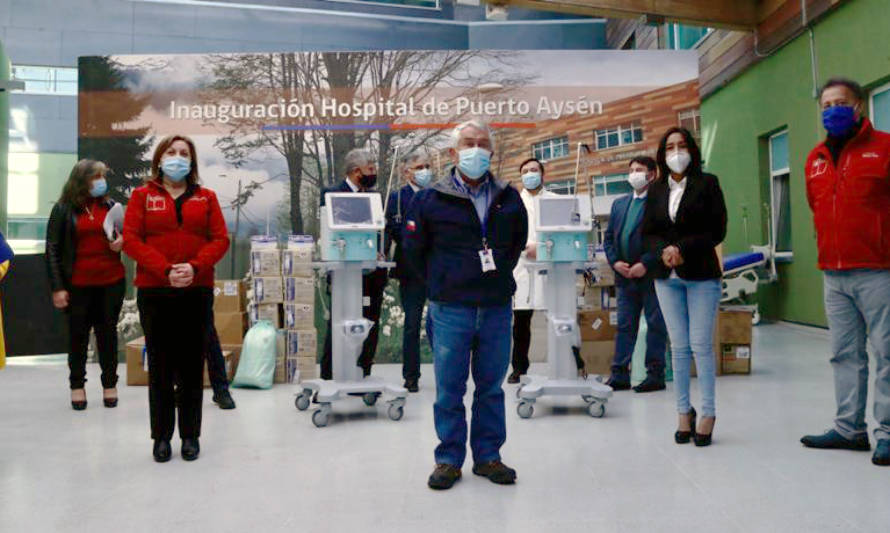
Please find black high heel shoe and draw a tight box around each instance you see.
[103,389,118,408]
[674,407,697,444]
[71,389,87,411]
[694,417,715,447]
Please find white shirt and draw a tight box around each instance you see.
[668,177,687,223]
[409,182,421,193]
[346,178,359,192]
[633,189,648,200]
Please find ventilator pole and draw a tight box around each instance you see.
[380,144,400,258]
[572,142,583,195]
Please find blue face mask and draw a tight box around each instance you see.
[161,156,191,182]
[89,178,108,198]
[457,147,491,180]
[822,105,858,137]
[521,171,542,190]
[414,168,433,187]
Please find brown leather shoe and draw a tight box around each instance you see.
[472,460,516,485]
[428,464,462,490]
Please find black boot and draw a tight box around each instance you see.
[181,438,200,461]
[153,440,172,463]
[212,389,236,410]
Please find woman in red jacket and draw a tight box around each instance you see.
[123,135,229,463]
[45,160,125,410]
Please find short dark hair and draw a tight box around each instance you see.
[519,158,545,175]
[820,77,866,102]
[656,127,703,179]
[629,156,657,172]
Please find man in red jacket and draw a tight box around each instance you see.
[800,78,890,467]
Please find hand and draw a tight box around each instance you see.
[613,261,631,278]
[662,246,684,268]
[628,263,647,279]
[109,236,123,253]
[52,290,70,309]
[169,263,194,288]
[525,242,537,260]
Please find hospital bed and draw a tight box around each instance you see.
[720,244,777,325]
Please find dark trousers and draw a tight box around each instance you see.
[611,278,668,380]
[399,279,427,380]
[204,305,229,395]
[510,309,534,376]
[137,288,212,441]
[67,280,126,390]
[322,268,388,380]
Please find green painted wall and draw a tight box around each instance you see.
[700,0,890,327]
[1,39,9,234]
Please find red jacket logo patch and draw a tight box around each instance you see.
[146,195,166,211]
[406,220,417,232]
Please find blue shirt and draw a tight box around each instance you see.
[452,172,492,227]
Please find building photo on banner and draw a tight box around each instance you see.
[76,49,699,373]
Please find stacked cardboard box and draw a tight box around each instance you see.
[578,309,619,376]
[717,309,753,374]
[282,235,317,383]
[250,235,284,332]
[213,280,247,384]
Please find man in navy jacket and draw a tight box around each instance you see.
[404,120,527,490]
[602,156,667,392]
[319,148,388,380]
[384,149,434,393]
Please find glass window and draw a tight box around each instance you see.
[10,65,78,96]
[667,24,711,50]
[593,173,631,197]
[768,130,792,256]
[6,218,48,241]
[678,109,701,138]
[592,124,642,151]
[532,136,569,161]
[870,82,890,132]
[546,180,573,195]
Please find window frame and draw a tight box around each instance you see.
[10,65,78,96]
[666,23,713,50]
[593,123,643,152]
[545,179,573,195]
[678,108,701,136]
[768,129,793,260]
[869,80,890,130]
[532,136,570,162]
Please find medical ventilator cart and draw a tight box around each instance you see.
[516,194,613,419]
[294,192,407,427]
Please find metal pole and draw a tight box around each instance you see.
[231,178,242,278]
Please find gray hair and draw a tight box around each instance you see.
[398,148,430,174]
[450,120,495,151]
[343,148,374,175]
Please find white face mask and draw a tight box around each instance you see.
[666,151,691,174]
[627,171,649,191]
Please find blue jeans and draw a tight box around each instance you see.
[654,278,721,417]
[824,270,890,441]
[429,301,512,468]
[611,279,668,380]
[399,280,427,380]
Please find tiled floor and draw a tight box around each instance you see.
[1,323,888,532]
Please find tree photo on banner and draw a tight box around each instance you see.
[77,49,699,364]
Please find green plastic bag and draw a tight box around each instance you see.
[630,316,672,385]
[231,320,277,389]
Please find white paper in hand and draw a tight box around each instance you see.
[103,203,125,240]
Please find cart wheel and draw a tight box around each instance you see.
[752,310,761,325]
[312,409,330,428]
[587,402,605,418]
[388,404,404,421]
[363,393,379,407]
[295,394,310,411]
[517,401,534,419]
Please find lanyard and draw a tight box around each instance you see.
[453,174,491,249]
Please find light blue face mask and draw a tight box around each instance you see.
[89,178,108,198]
[161,156,191,182]
[457,147,491,180]
[521,171,542,190]
[413,168,433,187]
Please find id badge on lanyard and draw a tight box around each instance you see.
[477,186,496,272]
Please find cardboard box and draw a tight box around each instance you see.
[282,247,314,276]
[689,336,723,377]
[274,354,287,384]
[253,276,284,304]
[286,354,317,383]
[215,312,247,345]
[249,303,282,328]
[251,249,282,277]
[579,340,614,376]
[284,276,315,304]
[579,310,618,342]
[286,328,318,357]
[213,280,246,313]
[126,337,150,386]
[721,344,752,374]
[284,302,315,329]
[718,310,753,345]
[219,343,242,380]
[203,350,233,388]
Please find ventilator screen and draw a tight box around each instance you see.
[539,197,581,227]
[331,196,373,225]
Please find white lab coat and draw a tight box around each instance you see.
[513,187,556,310]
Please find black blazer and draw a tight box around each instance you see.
[642,172,727,281]
[45,199,117,292]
